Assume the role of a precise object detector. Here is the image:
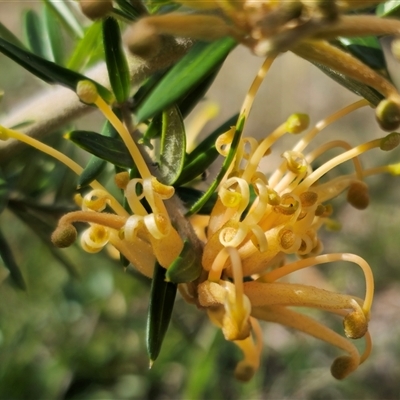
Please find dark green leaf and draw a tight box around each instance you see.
[159,106,186,185]
[67,22,103,71]
[0,20,25,48]
[165,240,202,283]
[77,120,118,189]
[175,187,217,215]
[178,67,220,118]
[140,113,163,148]
[0,228,26,290]
[136,37,237,122]
[0,169,9,214]
[0,37,112,102]
[338,37,386,70]
[114,0,145,20]
[78,157,107,190]
[67,130,134,168]
[43,0,84,38]
[177,113,239,186]
[8,203,80,279]
[132,69,170,112]
[186,114,245,216]
[102,17,131,103]
[376,1,400,17]
[312,61,383,106]
[147,262,177,363]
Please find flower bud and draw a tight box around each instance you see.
[51,224,77,248]
[380,132,400,151]
[234,362,255,382]
[79,0,113,20]
[347,181,369,210]
[76,80,98,104]
[376,98,400,131]
[330,356,357,380]
[124,20,161,59]
[0,126,10,141]
[286,113,310,134]
[114,171,130,189]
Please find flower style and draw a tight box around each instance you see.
[1,55,400,383]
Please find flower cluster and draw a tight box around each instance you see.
[2,0,400,380]
[122,0,400,131]
[2,57,400,380]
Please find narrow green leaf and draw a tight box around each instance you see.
[0,228,26,290]
[114,0,145,20]
[0,37,112,102]
[67,130,134,168]
[140,113,163,148]
[159,106,186,185]
[338,36,386,71]
[136,37,237,122]
[312,61,383,106]
[175,187,217,215]
[23,10,48,59]
[0,20,26,49]
[43,0,84,39]
[43,3,64,64]
[178,67,220,119]
[67,22,103,71]
[177,114,238,186]
[376,0,400,17]
[165,240,202,283]
[147,262,177,364]
[77,157,107,190]
[186,114,245,216]
[102,17,131,103]
[0,169,9,214]
[77,120,118,189]
[9,204,80,278]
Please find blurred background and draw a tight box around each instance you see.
[0,2,400,399]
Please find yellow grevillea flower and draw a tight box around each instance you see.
[1,57,400,382]
[182,57,400,381]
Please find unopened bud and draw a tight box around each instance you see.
[376,98,400,131]
[76,80,98,104]
[347,181,369,210]
[286,113,310,134]
[124,20,161,58]
[79,0,113,20]
[234,362,255,382]
[380,132,400,151]
[330,356,357,380]
[51,224,77,248]
[114,171,130,189]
